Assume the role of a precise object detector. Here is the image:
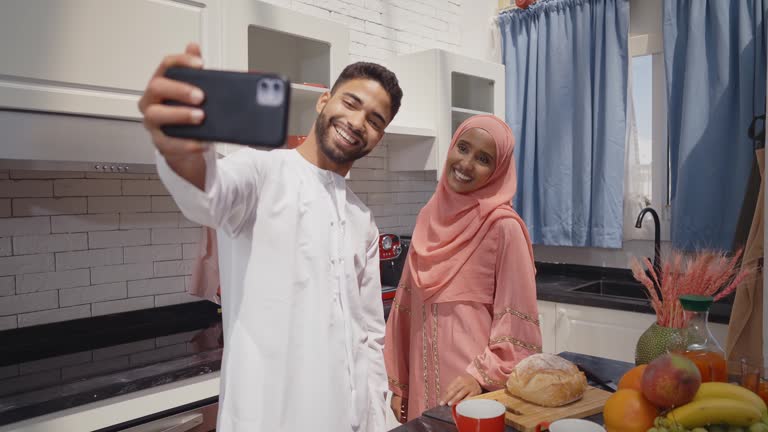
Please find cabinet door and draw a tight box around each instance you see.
[537,300,557,354]
[0,0,221,120]
[554,304,656,363]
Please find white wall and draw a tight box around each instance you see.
[459,0,501,62]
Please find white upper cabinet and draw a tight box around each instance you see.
[0,0,222,121]
[214,0,349,156]
[384,49,505,178]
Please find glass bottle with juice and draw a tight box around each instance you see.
[678,295,727,382]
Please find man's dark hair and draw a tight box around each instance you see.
[330,62,403,121]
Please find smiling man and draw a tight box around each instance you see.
[138,43,402,432]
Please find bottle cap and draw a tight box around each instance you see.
[679,294,714,312]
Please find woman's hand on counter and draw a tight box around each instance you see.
[390,394,407,423]
[440,374,482,406]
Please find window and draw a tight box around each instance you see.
[624,38,670,242]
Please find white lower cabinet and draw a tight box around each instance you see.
[554,303,657,363]
[537,300,558,354]
[538,301,730,364]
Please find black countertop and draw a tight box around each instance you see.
[390,352,634,432]
[532,263,732,325]
[0,301,223,427]
[383,262,732,324]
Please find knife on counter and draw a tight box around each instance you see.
[576,363,617,393]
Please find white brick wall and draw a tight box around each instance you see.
[0,0,476,328]
[0,169,211,329]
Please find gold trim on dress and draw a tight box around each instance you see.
[392,301,410,315]
[398,281,412,293]
[431,303,441,403]
[472,357,504,387]
[388,376,409,391]
[489,335,542,353]
[493,307,540,326]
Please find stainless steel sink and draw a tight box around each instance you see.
[568,280,649,300]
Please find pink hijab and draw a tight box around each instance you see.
[406,114,534,301]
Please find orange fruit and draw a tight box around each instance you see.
[617,364,647,392]
[603,389,658,432]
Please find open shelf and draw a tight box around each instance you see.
[248,25,331,87]
[386,124,436,137]
[452,107,493,132]
[291,83,327,105]
[451,72,495,113]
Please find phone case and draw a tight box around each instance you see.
[162,67,291,148]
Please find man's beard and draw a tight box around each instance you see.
[315,111,372,164]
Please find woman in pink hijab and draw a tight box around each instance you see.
[384,115,541,422]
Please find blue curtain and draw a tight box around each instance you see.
[499,0,629,248]
[664,0,767,252]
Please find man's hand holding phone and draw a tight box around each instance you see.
[138,43,209,190]
[138,43,209,162]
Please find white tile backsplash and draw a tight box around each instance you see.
[91,296,154,317]
[88,229,150,249]
[0,217,51,237]
[0,291,58,316]
[90,263,154,285]
[0,277,14,297]
[119,213,179,229]
[59,282,127,307]
[122,180,169,196]
[51,214,119,233]
[0,315,16,331]
[127,277,185,297]
[150,196,180,212]
[151,228,202,245]
[12,198,87,216]
[124,244,182,264]
[153,260,194,278]
[0,180,53,198]
[0,237,10,257]
[54,179,121,197]
[88,197,151,214]
[16,269,91,294]
[13,233,88,255]
[0,254,55,276]
[56,248,123,271]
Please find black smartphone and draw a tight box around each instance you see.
[161,67,290,148]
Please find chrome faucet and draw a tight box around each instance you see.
[636,207,662,299]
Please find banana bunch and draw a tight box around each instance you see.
[647,383,768,432]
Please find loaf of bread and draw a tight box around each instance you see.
[505,353,588,407]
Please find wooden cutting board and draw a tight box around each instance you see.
[469,386,612,432]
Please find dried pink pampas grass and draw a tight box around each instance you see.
[630,249,754,328]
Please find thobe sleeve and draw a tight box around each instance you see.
[156,147,263,236]
[359,220,388,431]
[383,258,412,398]
[466,219,542,391]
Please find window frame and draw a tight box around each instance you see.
[628,33,671,241]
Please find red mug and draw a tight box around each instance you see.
[451,399,506,432]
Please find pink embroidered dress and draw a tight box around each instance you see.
[383,115,542,421]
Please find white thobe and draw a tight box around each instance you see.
[156,147,387,432]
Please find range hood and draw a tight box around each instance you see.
[0,110,157,173]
